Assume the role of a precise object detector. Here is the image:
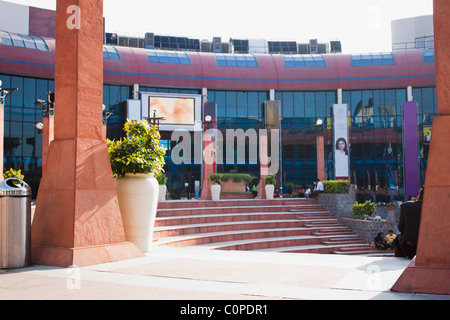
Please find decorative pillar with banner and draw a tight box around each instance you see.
[200,102,217,200]
[403,101,420,197]
[333,104,349,181]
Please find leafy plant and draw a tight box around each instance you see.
[352,201,377,219]
[323,180,350,193]
[264,174,276,186]
[107,120,167,178]
[210,173,253,185]
[156,172,168,185]
[209,173,223,184]
[3,168,24,185]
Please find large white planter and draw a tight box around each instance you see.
[211,184,221,201]
[158,185,167,202]
[115,173,159,253]
[265,184,275,200]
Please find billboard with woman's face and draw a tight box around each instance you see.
[333,104,349,180]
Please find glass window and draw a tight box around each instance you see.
[422,87,435,114]
[282,92,294,118]
[423,49,435,63]
[293,92,305,118]
[21,35,37,49]
[248,92,259,118]
[10,33,25,47]
[304,92,315,117]
[10,77,23,106]
[33,37,49,51]
[215,54,258,67]
[103,46,120,60]
[237,92,247,118]
[0,31,13,46]
[146,50,190,65]
[315,92,326,117]
[167,52,180,64]
[351,53,395,66]
[0,32,49,51]
[226,92,237,118]
[23,78,36,108]
[283,55,326,68]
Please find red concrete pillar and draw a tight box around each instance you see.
[200,130,215,200]
[256,132,268,199]
[316,135,325,182]
[31,0,143,268]
[392,0,450,295]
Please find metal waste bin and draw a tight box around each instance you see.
[0,178,32,269]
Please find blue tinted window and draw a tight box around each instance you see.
[103,46,120,60]
[146,50,191,65]
[283,55,326,68]
[0,31,13,46]
[32,37,48,51]
[351,53,395,66]
[0,31,49,51]
[215,54,258,67]
[423,49,435,63]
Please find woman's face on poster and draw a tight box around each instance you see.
[338,140,346,151]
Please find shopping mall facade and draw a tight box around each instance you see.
[0,5,436,201]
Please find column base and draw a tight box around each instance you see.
[32,242,145,268]
[391,258,450,295]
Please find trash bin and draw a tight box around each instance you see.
[0,178,32,269]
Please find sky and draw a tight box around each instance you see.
[3,0,434,53]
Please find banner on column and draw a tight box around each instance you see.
[403,101,419,197]
[333,104,349,180]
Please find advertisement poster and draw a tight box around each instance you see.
[333,104,349,180]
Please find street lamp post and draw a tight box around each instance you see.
[35,92,55,177]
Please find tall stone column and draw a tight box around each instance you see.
[392,0,450,295]
[31,0,143,268]
[200,129,215,200]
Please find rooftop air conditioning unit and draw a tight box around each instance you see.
[213,37,222,53]
[145,33,155,49]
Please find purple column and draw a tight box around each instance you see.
[403,101,419,197]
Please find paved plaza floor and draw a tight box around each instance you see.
[1,246,449,304]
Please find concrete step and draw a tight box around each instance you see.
[153,199,379,257]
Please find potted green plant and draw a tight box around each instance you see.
[156,172,168,202]
[264,174,276,200]
[218,172,252,193]
[107,119,166,253]
[352,201,377,220]
[209,173,222,201]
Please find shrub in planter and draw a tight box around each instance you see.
[106,120,167,252]
[221,173,252,184]
[352,201,377,220]
[323,180,350,193]
[264,174,276,200]
[107,120,166,177]
[209,173,223,185]
[264,174,276,186]
[156,172,167,185]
